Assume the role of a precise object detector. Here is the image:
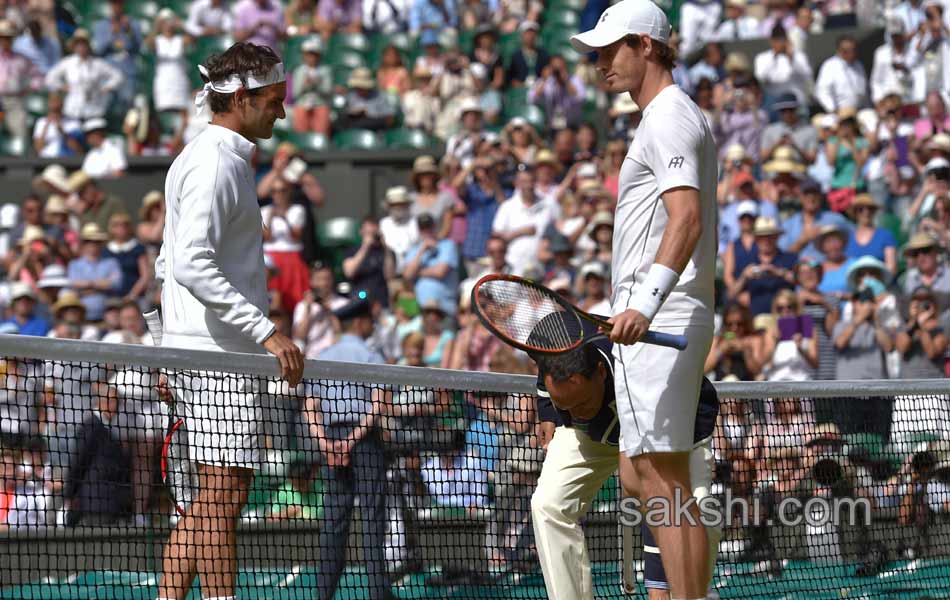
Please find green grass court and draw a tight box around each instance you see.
[6,560,950,599]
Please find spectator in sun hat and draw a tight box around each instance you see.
[901,232,950,312]
[713,51,751,108]
[66,223,122,322]
[42,194,77,253]
[895,284,947,380]
[722,200,760,297]
[503,116,541,165]
[845,194,898,273]
[32,164,71,198]
[760,93,819,164]
[48,291,98,340]
[379,186,420,270]
[339,67,398,131]
[409,155,454,238]
[45,28,124,121]
[909,156,950,226]
[577,261,610,314]
[506,20,549,88]
[445,96,485,167]
[79,118,127,180]
[9,224,53,289]
[733,216,798,315]
[136,190,164,255]
[290,35,332,135]
[403,213,459,316]
[779,177,853,260]
[608,92,641,141]
[816,224,855,297]
[2,282,49,337]
[401,63,441,133]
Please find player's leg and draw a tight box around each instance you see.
[351,432,391,598]
[156,464,252,600]
[531,426,617,599]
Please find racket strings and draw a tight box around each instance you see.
[477,280,580,350]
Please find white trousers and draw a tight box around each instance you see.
[531,427,722,600]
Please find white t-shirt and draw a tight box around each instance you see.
[491,193,557,275]
[261,204,306,253]
[81,139,127,179]
[32,116,80,158]
[613,85,718,328]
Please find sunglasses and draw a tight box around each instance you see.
[855,205,877,213]
[725,319,743,327]
[907,247,936,258]
[775,304,796,313]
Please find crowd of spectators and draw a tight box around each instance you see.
[1,0,950,576]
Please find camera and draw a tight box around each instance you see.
[931,167,950,182]
[855,287,875,303]
[813,457,843,487]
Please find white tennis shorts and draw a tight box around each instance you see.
[171,371,264,469]
[613,324,713,457]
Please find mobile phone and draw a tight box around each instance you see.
[778,315,814,341]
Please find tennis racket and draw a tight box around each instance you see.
[470,274,688,354]
[144,309,197,517]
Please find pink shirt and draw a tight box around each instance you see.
[232,0,283,53]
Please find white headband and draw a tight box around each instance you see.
[194,62,286,121]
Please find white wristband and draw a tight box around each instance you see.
[629,263,679,322]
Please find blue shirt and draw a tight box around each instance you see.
[312,334,385,426]
[818,259,855,296]
[66,256,122,321]
[845,227,896,263]
[779,211,853,260]
[719,200,779,253]
[744,251,798,316]
[408,0,458,34]
[2,315,50,337]
[404,239,459,315]
[461,181,498,260]
[12,34,61,74]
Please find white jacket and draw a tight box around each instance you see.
[156,124,274,353]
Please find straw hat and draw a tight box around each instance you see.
[837,106,858,121]
[52,291,86,316]
[903,231,940,254]
[812,113,839,131]
[534,149,557,166]
[44,194,68,216]
[846,256,892,290]
[753,216,783,236]
[33,164,70,193]
[67,170,92,193]
[68,28,91,51]
[588,212,614,241]
[927,133,950,153]
[763,146,805,174]
[385,186,411,204]
[458,97,484,118]
[79,222,109,242]
[724,52,750,72]
[577,180,609,198]
[850,194,880,211]
[412,155,439,176]
[724,144,748,163]
[412,64,432,79]
[0,19,17,38]
[140,190,164,220]
[816,224,848,246]
[346,67,375,90]
[19,225,46,246]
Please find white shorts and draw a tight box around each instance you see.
[613,324,713,457]
[170,371,264,470]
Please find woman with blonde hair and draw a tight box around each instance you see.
[145,9,192,113]
[758,289,819,381]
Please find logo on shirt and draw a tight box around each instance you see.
[668,156,685,169]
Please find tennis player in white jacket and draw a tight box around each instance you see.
[154,42,303,600]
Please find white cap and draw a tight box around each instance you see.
[577,162,599,178]
[82,118,108,133]
[571,0,671,53]
[926,157,950,172]
[9,282,35,302]
[736,200,759,218]
[580,261,607,279]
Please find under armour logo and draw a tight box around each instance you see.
[600,11,609,23]
[668,156,684,168]
[652,288,659,296]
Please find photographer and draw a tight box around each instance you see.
[901,232,950,314]
[715,75,768,163]
[908,157,950,226]
[895,447,950,558]
[342,217,395,310]
[292,263,348,359]
[895,285,948,378]
[527,55,585,131]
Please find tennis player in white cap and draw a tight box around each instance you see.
[571,2,719,598]
[154,42,303,600]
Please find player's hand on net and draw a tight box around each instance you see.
[606,309,650,345]
[263,331,305,386]
[156,374,173,405]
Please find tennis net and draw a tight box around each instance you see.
[1,334,950,599]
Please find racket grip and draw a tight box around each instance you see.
[642,330,688,350]
[143,309,163,346]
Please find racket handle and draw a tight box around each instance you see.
[642,330,688,350]
[143,309,163,346]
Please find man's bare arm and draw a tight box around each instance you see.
[655,186,703,274]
